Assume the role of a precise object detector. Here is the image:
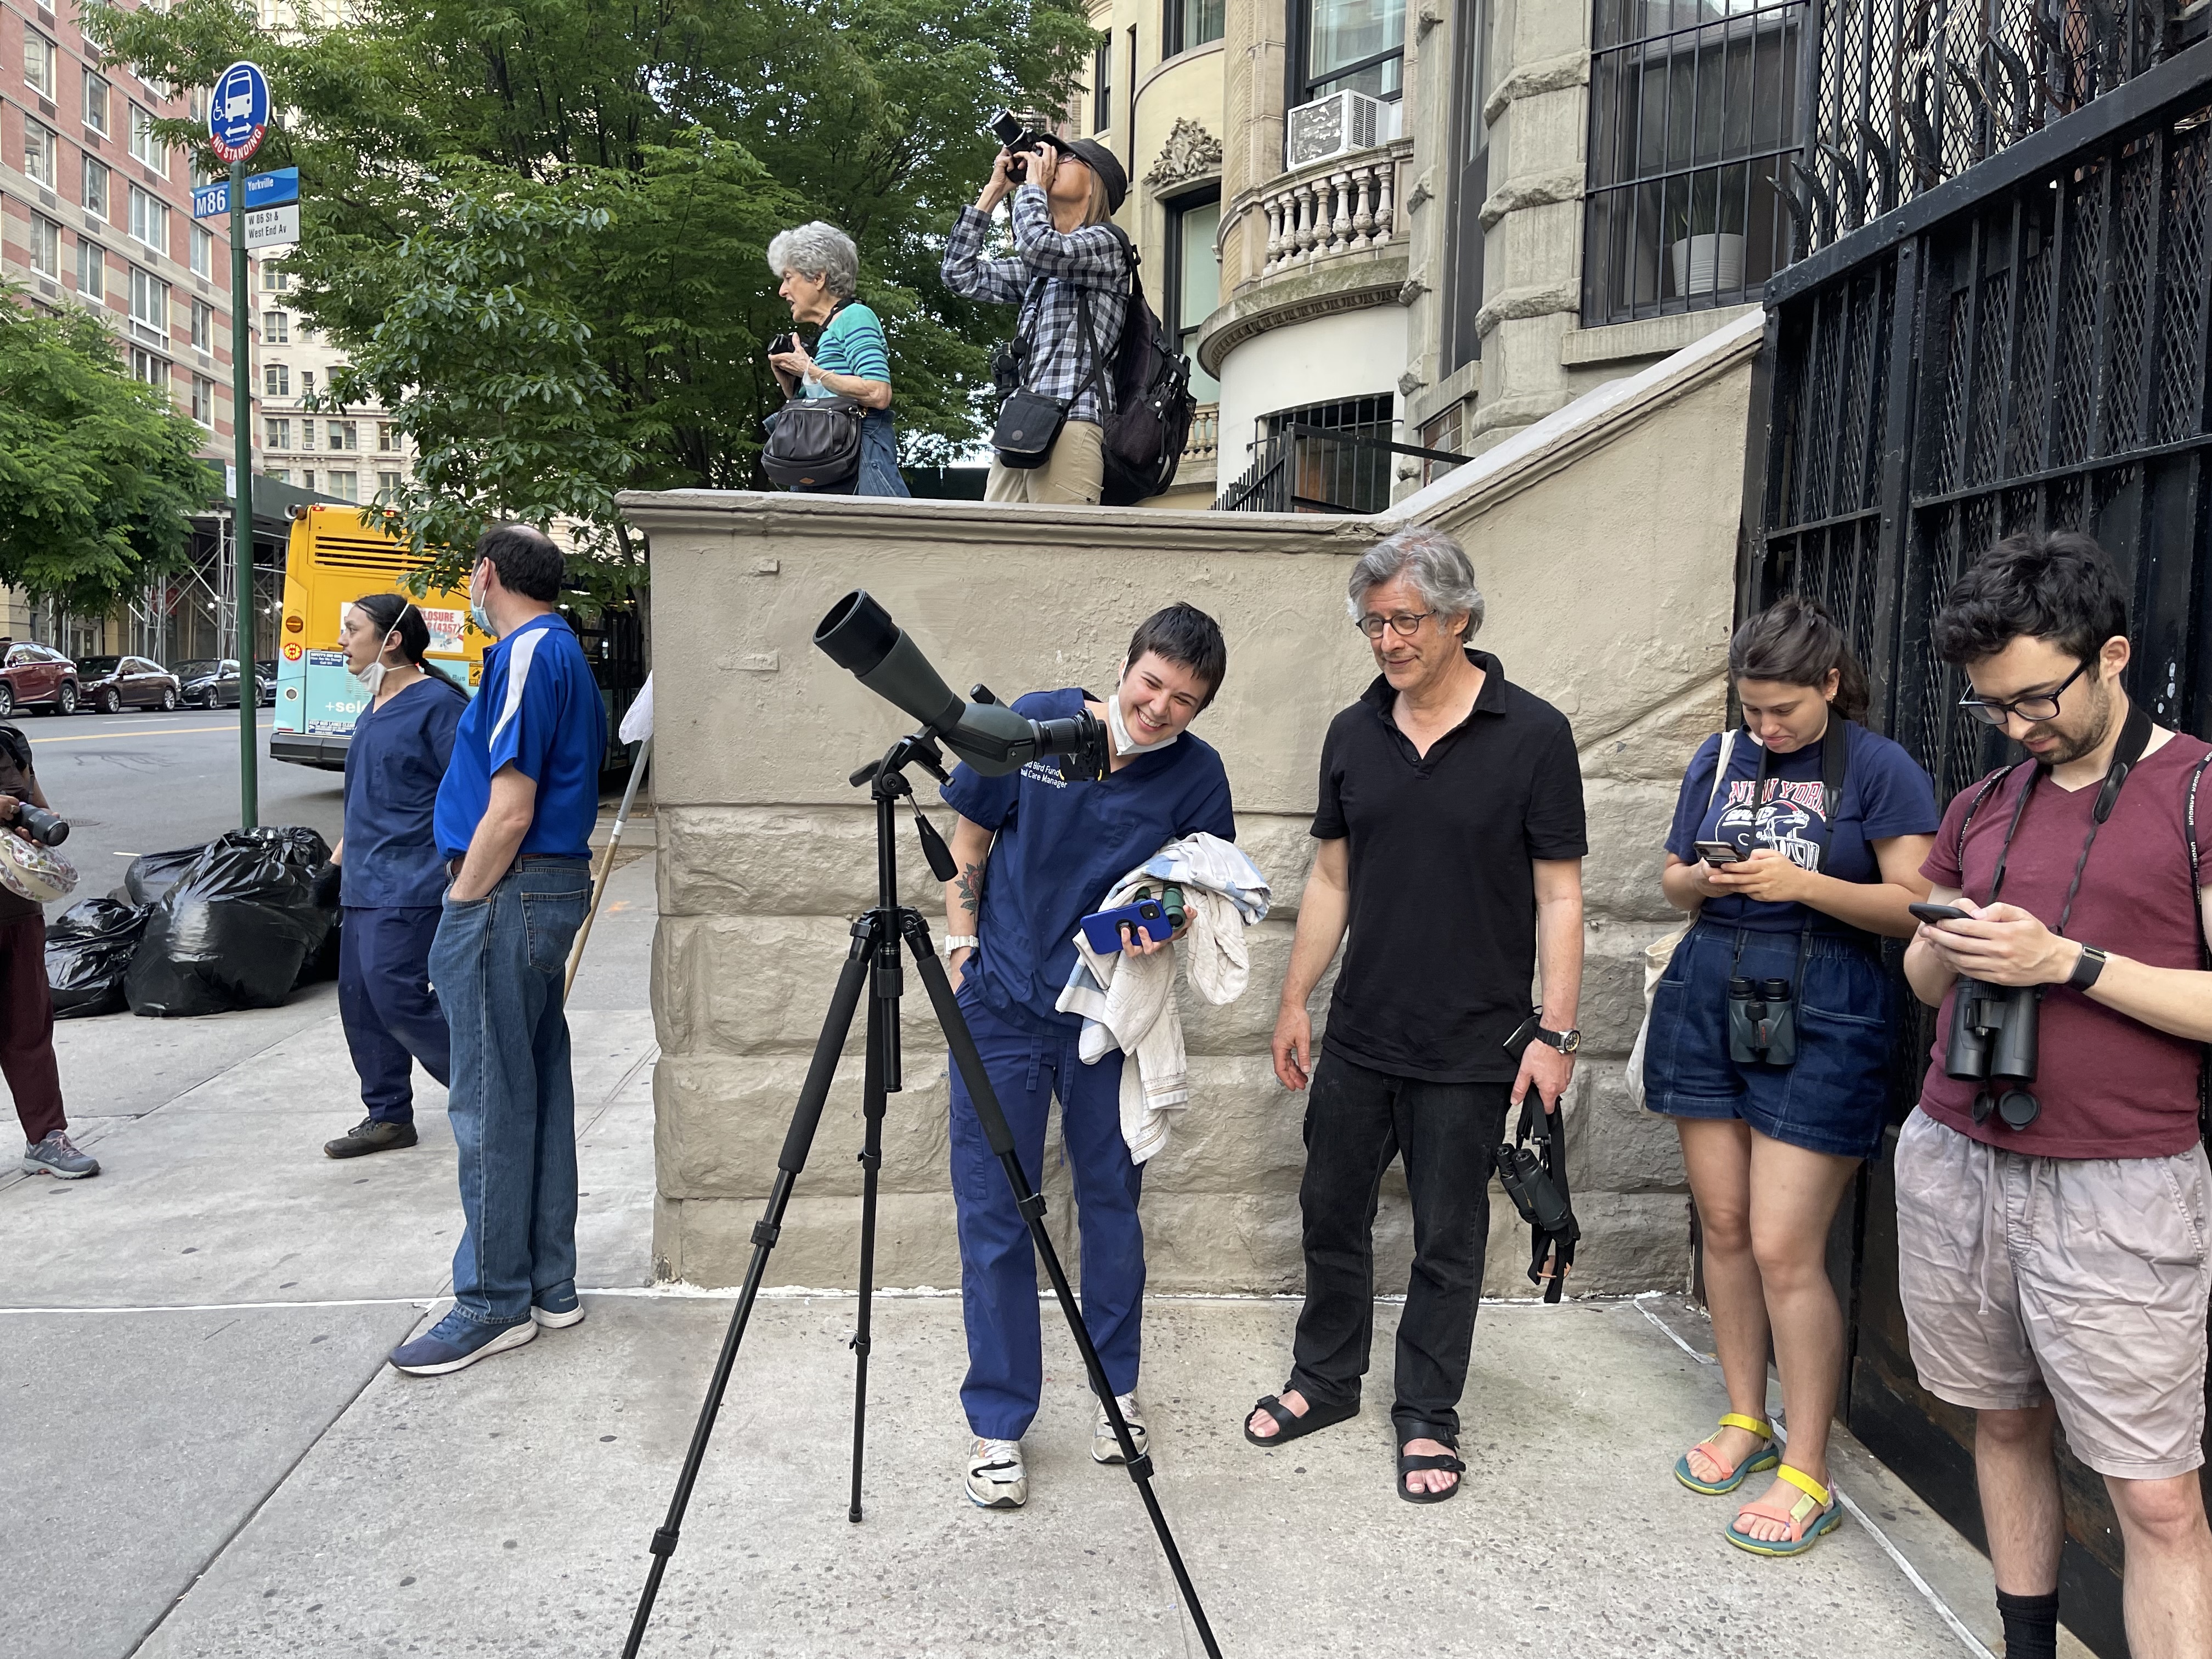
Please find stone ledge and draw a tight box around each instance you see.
[1561,304,1763,369]
[1482,48,1592,129]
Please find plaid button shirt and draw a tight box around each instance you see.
[942,184,1130,426]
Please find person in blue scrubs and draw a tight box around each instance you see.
[323,593,468,1160]
[939,603,1235,1510]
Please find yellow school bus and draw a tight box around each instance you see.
[270,505,487,769]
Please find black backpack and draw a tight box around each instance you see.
[1075,229,1197,506]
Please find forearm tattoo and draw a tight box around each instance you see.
[955,860,984,918]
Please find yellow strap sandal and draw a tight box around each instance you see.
[1674,1413,1780,1496]
[1725,1464,1843,1557]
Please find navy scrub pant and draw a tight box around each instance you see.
[949,988,1143,1442]
[338,904,451,1124]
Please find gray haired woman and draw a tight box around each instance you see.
[765,220,909,498]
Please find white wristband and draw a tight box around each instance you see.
[944,935,979,956]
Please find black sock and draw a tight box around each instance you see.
[1995,1589,2059,1659]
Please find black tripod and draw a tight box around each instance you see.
[623,729,1223,1659]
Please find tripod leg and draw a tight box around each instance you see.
[623,923,874,1659]
[849,985,888,1522]
[901,917,1226,1659]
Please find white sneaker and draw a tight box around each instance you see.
[1092,1391,1149,1464]
[965,1437,1028,1509]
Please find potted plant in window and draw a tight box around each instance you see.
[1668,188,1746,299]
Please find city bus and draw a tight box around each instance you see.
[270,505,486,770]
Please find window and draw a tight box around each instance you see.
[268,469,291,486]
[190,298,213,353]
[301,469,315,492]
[27,217,59,280]
[377,469,402,496]
[75,236,104,300]
[1443,0,1491,373]
[266,364,290,397]
[1293,0,1405,104]
[264,309,289,343]
[1093,40,1113,133]
[128,268,167,343]
[377,422,398,452]
[23,120,56,187]
[190,224,212,277]
[1582,0,1802,325]
[329,471,358,502]
[129,185,168,255]
[1164,191,1221,402]
[1165,0,1225,57]
[301,369,316,394]
[332,420,357,451]
[24,32,56,99]
[261,266,291,291]
[301,418,317,449]
[129,347,168,389]
[190,375,213,427]
[82,156,109,221]
[128,105,166,175]
[266,417,291,449]
[83,70,110,135]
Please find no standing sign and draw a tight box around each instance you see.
[207,60,269,164]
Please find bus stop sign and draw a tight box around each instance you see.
[208,61,269,164]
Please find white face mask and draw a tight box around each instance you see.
[1105,681,1180,756]
[350,656,388,699]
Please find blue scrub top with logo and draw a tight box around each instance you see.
[941,687,1235,1032]
[434,614,607,863]
[342,673,469,907]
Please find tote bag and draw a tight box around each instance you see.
[1624,730,1735,1108]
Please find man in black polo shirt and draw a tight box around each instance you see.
[1246,526,1587,1504]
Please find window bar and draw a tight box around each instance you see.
[1685,9,1708,313]
[1953,218,1987,496]
[2131,127,2169,452]
[1994,194,2029,484]
[1821,283,1863,515]
[1870,246,1924,730]
[2036,167,2073,475]
[2191,136,2212,444]
[2085,147,2123,459]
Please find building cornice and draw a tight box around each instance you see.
[1195,247,1409,375]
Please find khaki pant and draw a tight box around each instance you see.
[985,419,1104,506]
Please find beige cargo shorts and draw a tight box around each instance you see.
[1894,1108,2212,1480]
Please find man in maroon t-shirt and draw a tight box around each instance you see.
[1902,532,2212,1659]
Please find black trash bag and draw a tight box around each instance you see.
[121,844,208,909]
[46,896,148,1019]
[126,827,337,1018]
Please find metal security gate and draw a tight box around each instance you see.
[1745,35,2212,1658]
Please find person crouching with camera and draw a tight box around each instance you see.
[1901,532,2212,1659]
[940,134,1130,506]
[939,604,1233,1509]
[0,727,94,1179]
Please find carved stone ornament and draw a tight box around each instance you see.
[1144,118,1225,190]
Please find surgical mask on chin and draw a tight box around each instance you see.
[1106,688,1178,756]
[350,657,388,699]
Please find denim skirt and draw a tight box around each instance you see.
[1643,920,1891,1160]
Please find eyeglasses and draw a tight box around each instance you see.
[1355,610,1435,639]
[1958,658,2092,727]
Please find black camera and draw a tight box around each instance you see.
[1946,977,2041,1128]
[5,792,66,847]
[768,331,797,357]
[988,110,1060,182]
[814,590,1110,782]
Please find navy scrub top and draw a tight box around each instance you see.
[342,673,469,908]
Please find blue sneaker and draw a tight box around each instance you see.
[388,1310,536,1376]
[532,1282,585,1329]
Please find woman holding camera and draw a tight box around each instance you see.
[765,221,910,499]
[941,134,1131,505]
[321,594,470,1161]
[1645,597,1938,1556]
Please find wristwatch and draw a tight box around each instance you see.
[944,935,979,957]
[1532,1025,1582,1054]
[2068,942,2108,990]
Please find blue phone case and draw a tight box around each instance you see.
[1080,899,1170,955]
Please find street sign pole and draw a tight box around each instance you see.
[229,155,257,830]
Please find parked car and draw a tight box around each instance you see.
[74,655,183,714]
[176,659,272,709]
[0,642,79,716]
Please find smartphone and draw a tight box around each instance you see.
[1694,839,1742,866]
[1910,901,1971,924]
[1080,898,1170,955]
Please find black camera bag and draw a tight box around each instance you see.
[761,394,865,492]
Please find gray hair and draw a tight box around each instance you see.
[1345,525,1486,635]
[766,220,860,299]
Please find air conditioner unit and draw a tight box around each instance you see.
[1285,90,1399,170]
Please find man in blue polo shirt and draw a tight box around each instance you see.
[939,602,1235,1510]
[390,523,607,1376]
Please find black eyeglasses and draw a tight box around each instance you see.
[1959,658,2092,727]
[1355,611,1434,639]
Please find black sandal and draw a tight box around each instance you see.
[1243,1392,1358,1448]
[1397,1431,1466,1505]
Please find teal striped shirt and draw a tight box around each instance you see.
[804,302,890,397]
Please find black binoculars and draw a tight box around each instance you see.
[1946,976,2041,1128]
[1498,1141,1572,1236]
[1726,975,1798,1065]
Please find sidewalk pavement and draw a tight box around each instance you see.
[2,849,2084,1658]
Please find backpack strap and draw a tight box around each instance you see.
[2185,754,2212,1141]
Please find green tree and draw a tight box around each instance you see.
[88,0,1096,593]
[0,287,213,614]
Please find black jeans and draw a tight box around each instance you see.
[1287,1051,1510,1444]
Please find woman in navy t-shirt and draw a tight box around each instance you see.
[321,594,469,1162]
[1646,597,1938,1558]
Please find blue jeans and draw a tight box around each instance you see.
[338,905,450,1124]
[948,988,1142,1440]
[854,407,910,497]
[428,856,592,1325]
